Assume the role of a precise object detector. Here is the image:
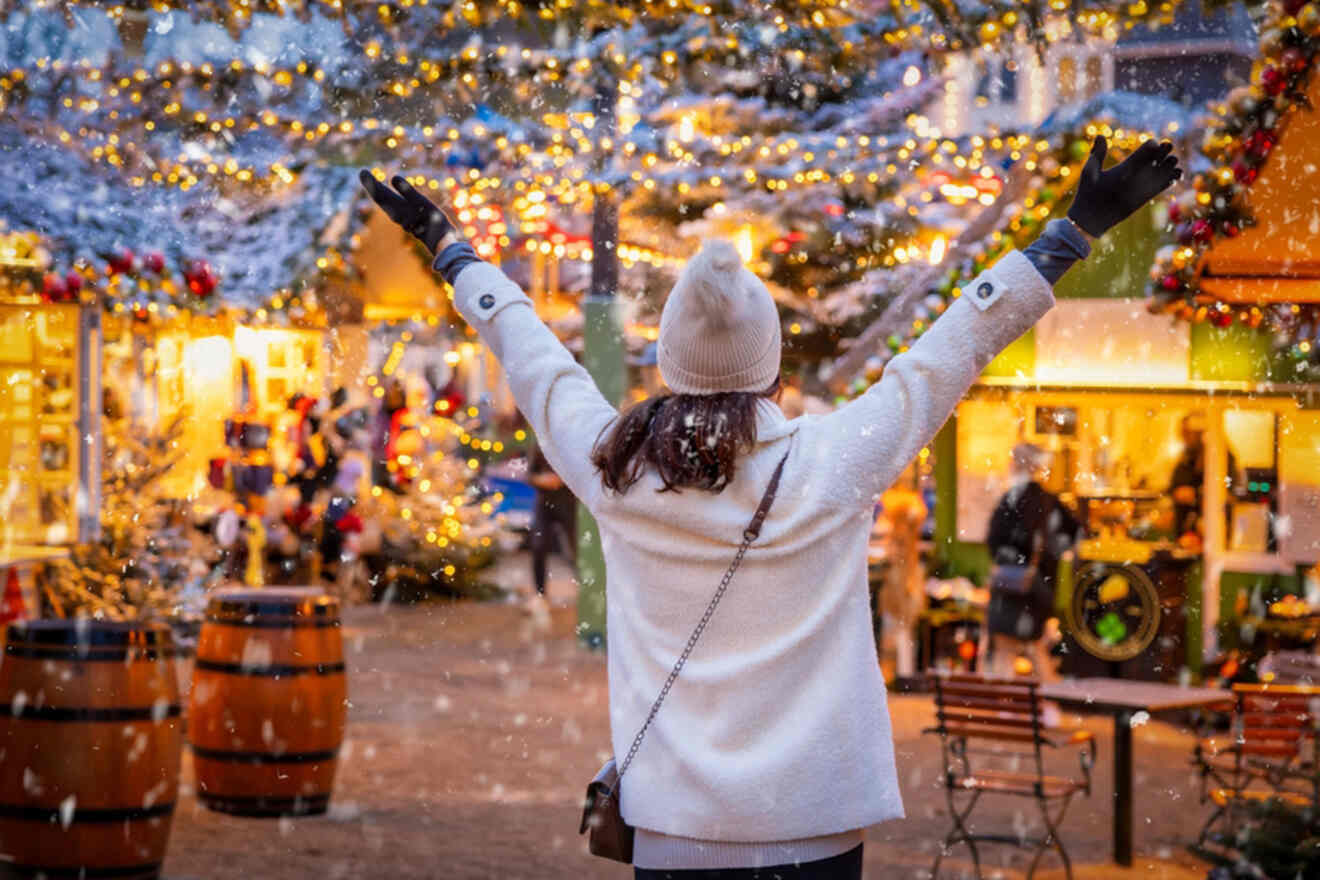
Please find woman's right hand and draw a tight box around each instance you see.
[359,170,462,255]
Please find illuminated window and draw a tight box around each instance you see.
[0,305,80,544]
[1057,56,1078,104]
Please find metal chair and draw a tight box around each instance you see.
[1194,682,1320,850]
[926,673,1094,880]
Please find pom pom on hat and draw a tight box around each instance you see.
[682,239,746,330]
[657,238,782,395]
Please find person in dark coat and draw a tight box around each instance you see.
[1169,412,1235,542]
[526,440,577,617]
[986,443,1083,678]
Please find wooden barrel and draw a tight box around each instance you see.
[0,620,183,880]
[189,588,347,817]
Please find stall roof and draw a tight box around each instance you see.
[0,120,364,310]
[1036,91,1194,139]
[1201,72,1320,285]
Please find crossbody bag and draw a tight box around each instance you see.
[578,446,792,864]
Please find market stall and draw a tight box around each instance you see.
[941,291,1320,680]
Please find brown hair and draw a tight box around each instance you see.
[591,378,781,494]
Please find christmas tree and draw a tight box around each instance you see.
[45,404,220,626]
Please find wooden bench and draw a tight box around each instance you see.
[926,674,1094,880]
[1193,683,1320,851]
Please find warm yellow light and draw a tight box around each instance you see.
[678,114,696,143]
[183,335,232,385]
[928,235,947,266]
[733,226,754,264]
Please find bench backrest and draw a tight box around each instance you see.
[1231,683,1318,762]
[930,673,1046,756]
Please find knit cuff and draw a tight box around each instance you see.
[1022,219,1091,286]
[432,241,483,286]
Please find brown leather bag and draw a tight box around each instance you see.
[579,758,632,861]
[578,447,791,864]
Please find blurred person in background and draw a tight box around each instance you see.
[986,443,1083,680]
[526,439,577,621]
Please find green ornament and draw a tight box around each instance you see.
[1069,139,1090,162]
[887,334,901,349]
[1097,612,1128,645]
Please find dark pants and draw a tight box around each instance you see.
[530,491,576,595]
[635,845,863,880]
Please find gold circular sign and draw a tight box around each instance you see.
[1065,562,1162,662]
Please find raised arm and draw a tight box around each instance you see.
[811,136,1181,508]
[359,171,616,509]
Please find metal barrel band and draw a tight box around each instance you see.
[193,659,346,677]
[0,802,175,823]
[191,745,340,765]
[0,704,181,722]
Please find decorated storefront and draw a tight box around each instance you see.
[0,227,102,616]
[941,293,1320,679]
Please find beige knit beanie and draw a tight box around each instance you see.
[657,239,782,395]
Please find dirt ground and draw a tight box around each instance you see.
[162,558,1218,879]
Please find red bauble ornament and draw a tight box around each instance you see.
[1192,219,1215,244]
[1248,129,1276,160]
[64,272,83,296]
[1285,0,1308,15]
[1213,311,1234,329]
[1233,159,1257,183]
[106,247,137,275]
[1222,222,1241,238]
[1161,274,1182,292]
[1282,47,1309,73]
[1167,203,1182,223]
[187,259,217,297]
[1263,67,1287,95]
[143,251,165,274]
[42,273,67,302]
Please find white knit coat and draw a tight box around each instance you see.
[450,250,1055,842]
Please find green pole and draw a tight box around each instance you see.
[577,78,624,650]
[932,418,958,570]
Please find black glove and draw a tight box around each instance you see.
[1066,136,1182,238]
[359,170,458,255]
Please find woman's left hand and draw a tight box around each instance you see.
[1066,136,1183,238]
[359,170,461,255]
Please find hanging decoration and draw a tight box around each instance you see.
[1145,0,1320,363]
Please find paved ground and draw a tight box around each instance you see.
[162,557,1216,879]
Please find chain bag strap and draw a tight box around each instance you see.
[580,445,792,863]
